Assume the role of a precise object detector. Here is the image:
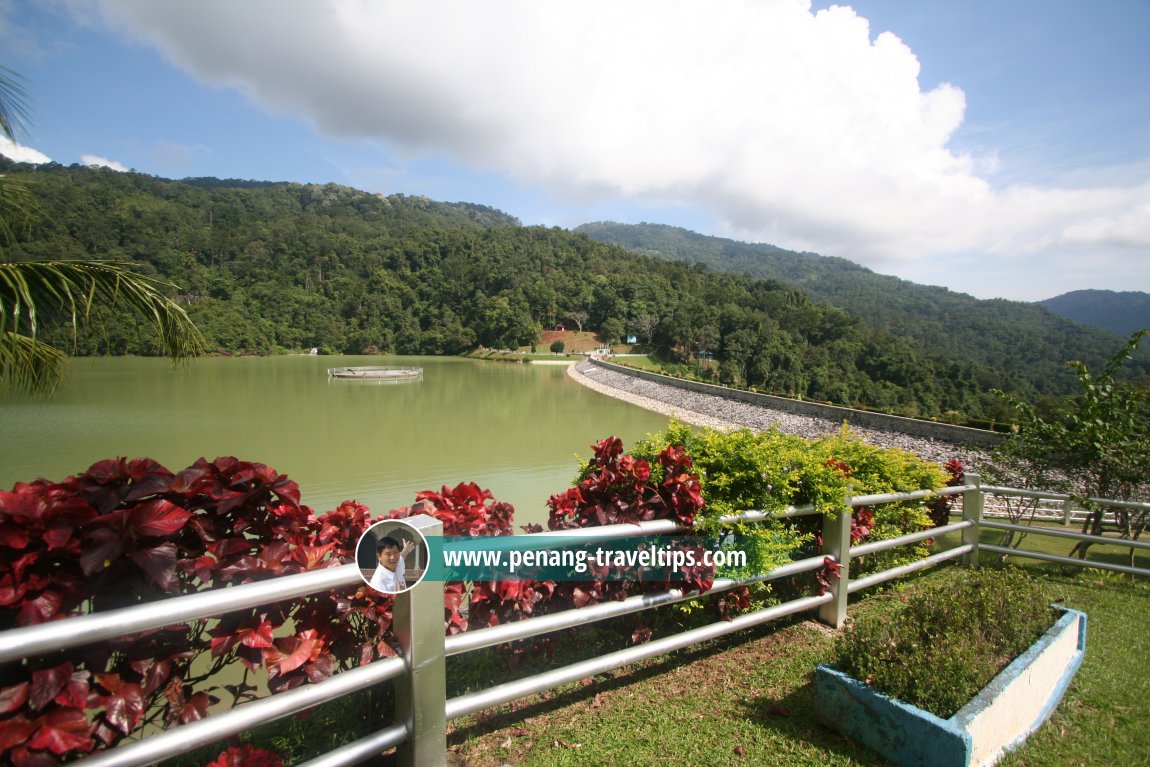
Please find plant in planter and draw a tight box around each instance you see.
[816,566,1087,767]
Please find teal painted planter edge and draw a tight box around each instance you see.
[815,607,1087,767]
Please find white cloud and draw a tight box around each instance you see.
[82,154,128,171]
[0,136,51,164]
[91,0,1149,292]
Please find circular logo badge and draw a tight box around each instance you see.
[355,519,429,594]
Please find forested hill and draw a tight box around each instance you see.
[1038,290,1150,337]
[576,221,1148,391]
[0,160,1122,423]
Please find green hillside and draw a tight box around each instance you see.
[576,221,1148,397]
[1038,289,1150,337]
[4,160,1133,423]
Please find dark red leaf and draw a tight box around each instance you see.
[129,659,172,697]
[27,708,92,755]
[270,630,322,675]
[238,619,276,649]
[53,671,89,709]
[0,522,31,550]
[97,675,145,735]
[0,682,30,715]
[178,692,215,724]
[129,500,191,537]
[127,543,179,591]
[0,715,36,753]
[122,462,175,501]
[80,528,124,575]
[18,589,63,626]
[205,744,284,767]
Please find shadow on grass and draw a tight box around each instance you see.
[735,674,890,766]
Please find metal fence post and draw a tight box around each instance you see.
[962,472,983,567]
[1062,498,1075,526]
[392,514,446,767]
[817,503,852,629]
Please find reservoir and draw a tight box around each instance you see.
[0,355,670,528]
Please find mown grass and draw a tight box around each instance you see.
[445,559,1149,767]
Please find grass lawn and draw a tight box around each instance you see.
[445,552,1149,766]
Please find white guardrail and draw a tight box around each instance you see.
[2,474,1147,766]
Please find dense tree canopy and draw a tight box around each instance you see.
[0,160,1081,421]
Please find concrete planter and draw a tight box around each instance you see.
[815,607,1087,767]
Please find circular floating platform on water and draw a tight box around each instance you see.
[326,366,424,384]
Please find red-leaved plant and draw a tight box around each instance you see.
[539,437,713,641]
[0,457,393,766]
[0,436,706,764]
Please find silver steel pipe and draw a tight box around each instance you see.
[848,520,972,559]
[0,564,363,664]
[980,520,1150,550]
[444,593,833,721]
[980,544,1150,577]
[848,484,972,508]
[74,657,406,767]
[982,487,1150,512]
[444,555,828,657]
[295,724,408,767]
[717,504,819,524]
[847,546,972,594]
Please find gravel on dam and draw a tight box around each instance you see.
[567,360,987,467]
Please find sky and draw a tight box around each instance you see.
[1,0,1148,302]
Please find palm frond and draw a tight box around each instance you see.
[0,260,206,394]
[0,65,32,141]
[0,174,36,245]
[0,330,65,395]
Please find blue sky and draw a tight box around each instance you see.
[2,0,1148,302]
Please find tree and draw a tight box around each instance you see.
[632,312,659,345]
[566,309,589,333]
[989,330,1150,560]
[0,67,204,395]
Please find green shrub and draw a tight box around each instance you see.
[631,421,947,580]
[550,339,565,353]
[832,566,1058,718]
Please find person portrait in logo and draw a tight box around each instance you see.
[357,520,427,594]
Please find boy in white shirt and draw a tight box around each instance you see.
[369,536,416,593]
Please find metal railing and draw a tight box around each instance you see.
[4,474,1146,766]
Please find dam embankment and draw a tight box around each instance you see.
[567,359,998,466]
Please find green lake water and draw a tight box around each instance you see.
[0,355,670,527]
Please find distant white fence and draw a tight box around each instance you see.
[2,475,1146,767]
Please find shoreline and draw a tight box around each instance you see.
[566,361,985,466]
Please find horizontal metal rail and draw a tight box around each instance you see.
[719,503,819,523]
[296,724,408,767]
[73,656,406,767]
[444,555,828,656]
[981,520,1150,550]
[848,546,973,594]
[982,486,1150,512]
[980,544,1150,578]
[444,593,833,721]
[849,520,972,559]
[848,484,972,508]
[0,564,364,665]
